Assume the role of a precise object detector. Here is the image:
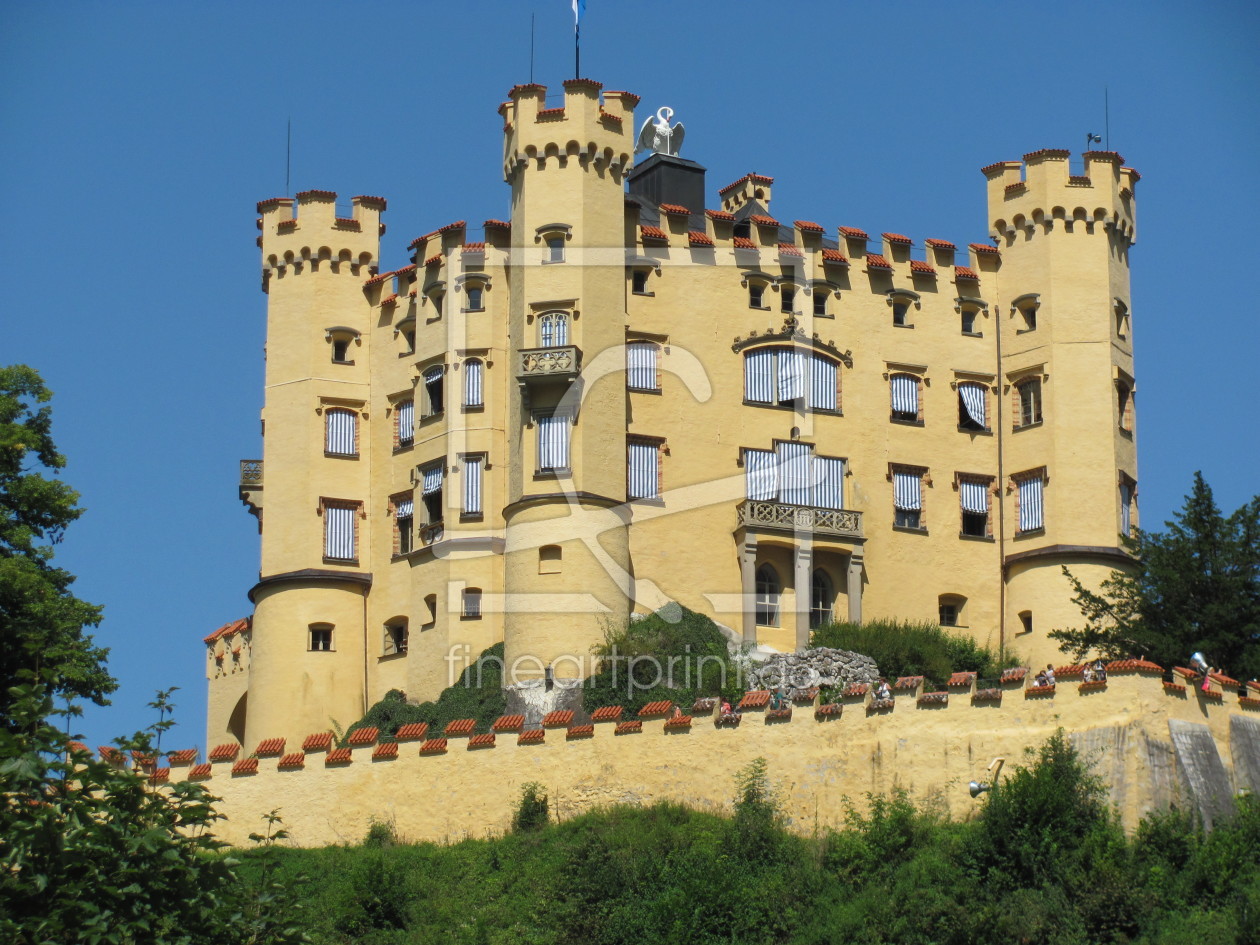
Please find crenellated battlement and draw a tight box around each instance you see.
[499,79,637,184]
[984,149,1139,247]
[257,190,384,286]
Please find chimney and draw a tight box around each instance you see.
[627,152,707,216]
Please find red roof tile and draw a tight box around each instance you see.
[795,219,825,233]
[445,718,477,736]
[438,219,466,233]
[1240,697,1260,709]
[1025,684,1056,697]
[1104,659,1163,673]
[1069,175,1092,185]
[380,294,398,307]
[969,243,1000,255]
[1023,148,1071,161]
[1055,664,1086,678]
[948,672,976,687]
[302,732,333,751]
[463,242,485,253]
[256,197,290,213]
[894,676,924,690]
[821,248,848,265]
[1249,680,1260,694]
[424,253,443,267]
[706,209,735,222]
[232,758,259,775]
[732,236,756,250]
[917,692,949,706]
[909,260,936,275]
[296,189,336,201]
[208,743,239,762]
[739,690,771,709]
[567,724,594,739]
[492,715,525,733]
[148,767,170,784]
[640,225,668,242]
[883,232,912,245]
[614,720,642,735]
[838,226,869,240]
[791,688,820,704]
[664,715,693,728]
[865,254,892,270]
[167,749,198,765]
[408,236,427,249]
[394,722,430,741]
[130,751,156,769]
[1005,182,1026,194]
[189,763,212,780]
[347,727,378,746]
[468,733,496,749]
[543,710,574,727]
[419,738,448,754]
[1211,671,1241,687]
[659,203,689,215]
[925,238,956,250]
[326,747,352,765]
[591,706,623,722]
[278,752,305,769]
[1084,150,1125,163]
[519,729,545,745]
[1000,667,1028,683]
[718,173,774,195]
[372,742,398,760]
[203,616,251,644]
[67,741,89,755]
[972,688,1003,702]
[842,683,869,697]
[749,214,779,227]
[1173,666,1201,680]
[638,700,675,717]
[777,242,803,257]
[364,270,394,286]
[484,218,510,228]
[688,230,714,247]
[954,266,979,281]
[353,194,386,209]
[254,738,285,756]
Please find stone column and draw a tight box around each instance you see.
[739,539,758,644]
[847,552,864,623]
[795,544,813,650]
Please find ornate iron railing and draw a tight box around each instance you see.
[517,345,580,381]
[736,499,863,539]
[240,460,263,487]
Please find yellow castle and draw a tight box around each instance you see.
[206,78,1141,750]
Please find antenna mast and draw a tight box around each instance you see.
[285,119,291,197]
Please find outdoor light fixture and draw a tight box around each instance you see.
[968,757,1006,799]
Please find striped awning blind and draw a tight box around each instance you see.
[959,382,986,427]
[744,349,773,403]
[537,414,570,470]
[394,497,414,518]
[808,355,838,411]
[396,400,414,444]
[324,506,355,560]
[812,456,845,510]
[777,348,804,402]
[891,374,918,415]
[777,441,812,505]
[959,480,988,514]
[463,458,482,515]
[1120,481,1132,535]
[325,408,356,455]
[627,440,659,499]
[627,342,657,391]
[893,471,922,510]
[744,449,776,500]
[1018,477,1044,531]
[422,465,444,495]
[463,360,483,407]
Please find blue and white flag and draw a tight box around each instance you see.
[572,0,586,26]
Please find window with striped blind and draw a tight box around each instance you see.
[536,413,570,472]
[626,342,658,391]
[395,399,414,448]
[1014,471,1045,533]
[422,366,444,418]
[743,346,840,412]
[463,359,484,408]
[321,500,359,562]
[393,495,414,555]
[420,463,444,536]
[627,438,660,500]
[462,456,483,516]
[957,382,987,431]
[890,373,920,423]
[742,443,845,509]
[892,466,925,530]
[324,408,357,456]
[958,476,991,537]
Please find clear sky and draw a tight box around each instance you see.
[3,1,1257,752]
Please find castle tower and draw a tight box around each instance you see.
[498,80,638,684]
[238,191,384,747]
[984,150,1140,660]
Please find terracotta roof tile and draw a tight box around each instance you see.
[567,724,594,739]
[917,692,949,706]
[167,749,198,765]
[705,209,735,222]
[189,763,212,780]
[972,688,1002,703]
[1201,689,1224,702]
[926,238,956,250]
[664,714,693,729]
[364,270,394,286]
[208,743,239,762]
[1211,671,1241,687]
[732,237,756,250]
[865,254,892,270]
[1000,667,1028,683]
[659,203,689,215]
[794,219,825,233]
[1023,148,1071,161]
[445,718,477,736]
[1084,150,1125,163]
[463,242,485,253]
[468,733,496,749]
[640,225,668,242]
[130,751,156,770]
[296,189,336,200]
[68,741,89,755]
[1240,697,1260,709]
[326,748,352,765]
[148,767,170,784]
[408,236,427,249]
[1249,680,1260,694]
[894,676,923,690]
[543,710,574,727]
[438,219,466,233]
[842,683,869,697]
[353,194,386,209]
[867,698,895,712]
[749,214,779,227]
[372,742,398,760]
[688,230,714,247]
[519,729,545,745]
[739,690,771,709]
[777,242,803,257]
[484,218,510,228]
[1104,659,1163,673]
[838,226,869,240]
[424,253,443,267]
[821,248,848,265]
[1163,682,1187,695]
[394,722,430,741]
[1079,680,1108,692]
[1005,181,1027,194]
[969,243,1000,255]
[717,711,742,725]
[278,752,305,769]
[418,738,447,754]
[591,706,623,722]
[276,218,297,231]
[1025,684,1056,697]
[256,197,289,213]
[718,173,774,195]
[302,732,333,751]
[883,232,912,245]
[909,260,936,275]
[254,738,285,757]
[1173,666,1201,681]
[638,700,674,717]
[380,294,398,307]
[765,707,793,721]
[954,266,980,280]
[792,687,820,704]
[347,727,379,746]
[614,720,642,735]
[948,672,976,688]
[1069,175,1092,185]
[232,758,259,775]
[492,715,525,733]
[203,617,251,644]
[692,697,718,713]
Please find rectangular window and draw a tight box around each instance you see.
[890,374,919,422]
[627,342,658,391]
[1017,475,1045,532]
[466,286,483,311]
[777,441,812,505]
[744,448,777,501]
[325,408,357,456]
[632,269,649,294]
[463,588,483,618]
[421,464,444,535]
[957,382,987,431]
[808,355,838,411]
[537,413,570,472]
[423,366,444,417]
[394,496,414,555]
[1120,479,1134,536]
[384,622,407,655]
[309,627,333,651]
[395,400,414,448]
[463,359,484,408]
[627,439,660,500]
[749,283,765,308]
[463,457,483,516]
[745,347,839,411]
[323,502,358,561]
[959,478,989,537]
[893,470,923,529]
[812,456,845,510]
[743,445,844,509]
[1016,379,1043,427]
[776,349,804,402]
[813,292,827,317]
[744,349,774,404]
[781,287,796,314]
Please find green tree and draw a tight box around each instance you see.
[0,365,111,716]
[1050,472,1260,680]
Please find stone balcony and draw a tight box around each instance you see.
[736,499,863,540]
[239,460,263,518]
[517,345,581,384]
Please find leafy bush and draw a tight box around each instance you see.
[513,782,550,833]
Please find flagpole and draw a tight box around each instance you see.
[575,20,580,78]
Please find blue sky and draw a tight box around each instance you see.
[3,1,1257,752]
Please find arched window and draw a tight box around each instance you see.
[539,312,569,348]
[809,570,834,629]
[539,544,562,574]
[743,346,839,411]
[755,564,780,627]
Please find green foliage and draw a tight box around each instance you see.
[582,606,744,716]
[811,617,1018,689]
[364,816,398,848]
[513,781,550,833]
[344,643,507,741]
[1051,471,1260,680]
[0,365,111,718]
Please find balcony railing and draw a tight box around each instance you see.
[736,499,863,540]
[517,345,580,382]
[240,460,263,488]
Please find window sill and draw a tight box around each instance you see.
[890,416,924,427]
[1014,527,1045,540]
[962,331,983,338]
[459,614,483,621]
[331,359,355,366]
[378,651,407,662]
[399,351,416,358]
[1119,427,1133,438]
[629,386,662,395]
[459,513,484,523]
[892,525,928,535]
[748,304,771,311]
[534,468,572,480]
[390,552,413,562]
[893,323,915,329]
[462,404,485,412]
[419,412,445,425]
[542,259,565,266]
[1016,327,1037,335]
[322,557,359,566]
[958,533,995,542]
[394,441,414,453]
[461,307,486,314]
[632,290,656,298]
[957,425,992,435]
[1013,420,1043,432]
[307,648,336,653]
[324,451,360,460]
[628,496,665,506]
